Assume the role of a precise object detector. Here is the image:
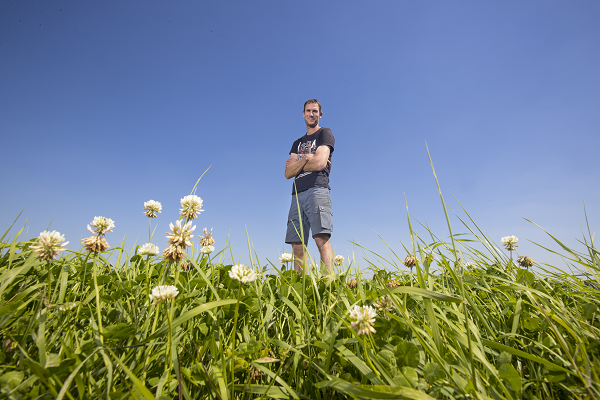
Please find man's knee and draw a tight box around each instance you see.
[313,234,331,248]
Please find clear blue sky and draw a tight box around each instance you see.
[2,1,599,271]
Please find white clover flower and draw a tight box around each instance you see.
[87,216,115,236]
[334,255,344,267]
[180,195,204,221]
[229,264,258,284]
[279,252,293,264]
[139,243,159,256]
[166,220,196,248]
[58,302,77,312]
[200,227,215,246]
[500,235,519,251]
[349,305,377,336]
[465,262,475,270]
[143,200,162,218]
[149,285,179,304]
[32,230,69,261]
[200,245,215,254]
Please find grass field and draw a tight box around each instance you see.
[1,165,599,399]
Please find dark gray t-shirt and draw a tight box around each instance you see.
[289,127,335,194]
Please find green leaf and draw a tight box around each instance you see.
[582,303,597,320]
[423,362,444,383]
[394,341,420,368]
[0,371,23,390]
[316,377,436,399]
[499,364,522,394]
[384,287,462,303]
[482,339,571,373]
[498,351,512,365]
[102,323,136,340]
[399,366,418,388]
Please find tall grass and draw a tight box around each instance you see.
[0,181,599,399]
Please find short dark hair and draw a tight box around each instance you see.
[303,99,322,113]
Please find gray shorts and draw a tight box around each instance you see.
[285,187,333,244]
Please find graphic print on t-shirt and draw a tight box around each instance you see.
[297,140,316,159]
[296,139,316,179]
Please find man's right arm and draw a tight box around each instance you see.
[284,153,310,179]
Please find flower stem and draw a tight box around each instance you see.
[92,255,103,344]
[230,285,242,398]
[165,300,173,372]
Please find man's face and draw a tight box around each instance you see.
[303,103,322,128]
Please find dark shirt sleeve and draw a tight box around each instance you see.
[319,128,335,154]
[289,138,301,155]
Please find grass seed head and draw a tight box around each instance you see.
[32,230,69,260]
[143,200,162,218]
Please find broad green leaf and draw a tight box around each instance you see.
[499,364,521,394]
[394,341,420,368]
[423,362,444,383]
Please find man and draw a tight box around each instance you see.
[284,99,335,274]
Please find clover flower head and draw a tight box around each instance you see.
[166,220,196,248]
[163,244,186,263]
[465,262,475,270]
[349,305,377,336]
[517,256,534,269]
[347,279,358,289]
[334,255,344,267]
[180,195,204,221]
[279,252,293,264]
[143,200,162,218]
[82,235,110,253]
[501,235,519,251]
[229,264,258,284]
[373,296,393,314]
[386,280,401,288]
[200,245,214,254]
[200,227,215,246]
[87,216,115,236]
[149,285,179,304]
[58,302,77,312]
[139,243,159,256]
[404,254,417,268]
[32,230,69,260]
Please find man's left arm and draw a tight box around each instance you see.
[303,145,331,172]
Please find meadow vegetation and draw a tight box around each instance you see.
[1,169,599,399]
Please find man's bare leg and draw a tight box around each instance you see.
[291,242,308,274]
[314,234,333,274]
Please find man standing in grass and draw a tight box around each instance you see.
[284,99,335,274]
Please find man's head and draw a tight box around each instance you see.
[303,99,322,129]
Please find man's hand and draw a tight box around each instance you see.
[285,153,309,179]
